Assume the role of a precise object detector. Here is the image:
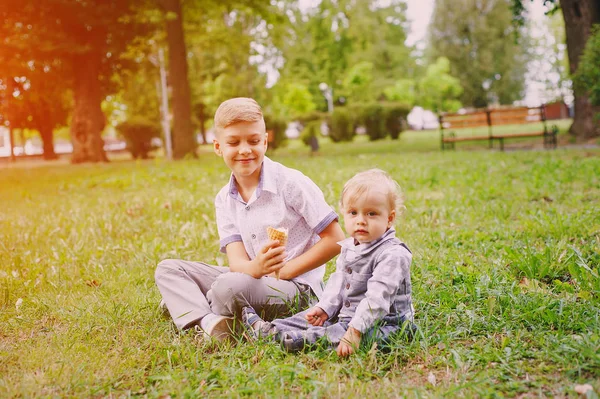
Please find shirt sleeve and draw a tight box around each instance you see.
[286,172,338,234]
[314,256,345,319]
[348,246,412,333]
[215,191,242,253]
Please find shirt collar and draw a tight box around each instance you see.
[227,156,277,202]
[338,228,397,255]
[261,156,278,195]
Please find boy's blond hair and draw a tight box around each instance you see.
[214,97,264,133]
[340,169,404,214]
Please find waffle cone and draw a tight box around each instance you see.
[266,227,288,280]
[267,226,288,246]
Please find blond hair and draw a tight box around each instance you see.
[340,169,404,214]
[214,97,264,134]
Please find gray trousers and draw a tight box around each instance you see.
[273,309,406,346]
[155,259,313,330]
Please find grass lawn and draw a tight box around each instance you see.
[1,131,599,397]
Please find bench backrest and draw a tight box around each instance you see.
[439,110,489,130]
[439,106,546,130]
[489,106,544,126]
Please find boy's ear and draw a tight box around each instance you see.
[387,210,396,228]
[213,139,222,156]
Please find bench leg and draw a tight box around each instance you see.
[499,138,504,151]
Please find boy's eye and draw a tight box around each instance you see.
[368,212,377,216]
[227,141,239,146]
[349,211,357,215]
[249,140,260,145]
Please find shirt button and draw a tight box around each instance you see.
[344,300,350,307]
[245,206,250,210]
[346,268,352,274]
[346,283,350,289]
[251,234,256,239]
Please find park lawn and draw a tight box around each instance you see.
[1,138,599,397]
[228,118,575,159]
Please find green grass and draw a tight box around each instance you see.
[1,133,599,397]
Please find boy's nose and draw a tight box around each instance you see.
[239,146,251,155]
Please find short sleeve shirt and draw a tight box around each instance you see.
[214,156,338,298]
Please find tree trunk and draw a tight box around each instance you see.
[161,0,197,159]
[70,50,108,163]
[39,125,57,160]
[9,127,15,162]
[561,0,600,141]
[36,103,58,160]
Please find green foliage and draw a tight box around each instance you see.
[574,25,600,108]
[184,1,274,115]
[328,108,355,143]
[418,57,463,113]
[115,116,161,159]
[273,0,413,111]
[342,62,375,103]
[383,79,417,106]
[429,0,529,107]
[263,113,288,150]
[269,82,317,120]
[384,58,462,114]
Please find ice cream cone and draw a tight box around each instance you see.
[266,226,288,280]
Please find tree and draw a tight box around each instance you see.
[429,0,530,108]
[0,0,141,163]
[273,0,413,109]
[1,72,71,160]
[417,57,463,113]
[384,57,463,113]
[513,0,600,140]
[159,0,196,158]
[342,62,375,103]
[526,10,572,103]
[383,79,417,107]
[574,26,600,115]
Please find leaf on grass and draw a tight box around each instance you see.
[163,201,172,210]
[85,280,101,288]
[15,298,23,311]
[427,372,436,386]
[574,384,593,395]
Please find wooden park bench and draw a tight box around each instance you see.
[439,105,558,151]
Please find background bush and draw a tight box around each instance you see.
[297,111,327,147]
[115,116,161,159]
[361,103,387,141]
[382,102,411,140]
[263,113,288,150]
[300,120,321,146]
[328,107,355,142]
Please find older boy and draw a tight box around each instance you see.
[155,97,344,340]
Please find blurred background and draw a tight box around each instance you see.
[0,0,598,162]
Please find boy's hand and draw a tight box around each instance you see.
[252,240,286,278]
[305,307,328,326]
[336,327,361,357]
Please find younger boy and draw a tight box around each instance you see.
[243,169,414,356]
[155,98,345,340]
